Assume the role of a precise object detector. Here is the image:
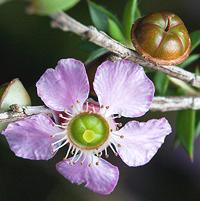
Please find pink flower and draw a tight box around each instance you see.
[2,59,171,194]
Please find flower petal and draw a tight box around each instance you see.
[93,59,154,117]
[112,118,171,166]
[2,114,63,160]
[56,155,119,195]
[36,58,89,112]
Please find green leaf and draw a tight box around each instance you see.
[85,48,108,64]
[179,54,200,68]
[123,0,141,42]
[88,1,122,33]
[108,18,126,43]
[190,30,200,52]
[32,0,80,15]
[176,109,196,159]
[169,77,199,95]
[154,72,169,95]
[0,0,11,5]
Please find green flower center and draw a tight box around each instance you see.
[68,112,109,150]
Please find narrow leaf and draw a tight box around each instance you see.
[190,30,200,52]
[88,0,122,33]
[179,54,200,68]
[176,109,196,159]
[31,0,80,15]
[0,0,11,5]
[108,18,126,43]
[85,48,108,64]
[123,0,141,42]
[154,72,169,95]
[169,77,199,95]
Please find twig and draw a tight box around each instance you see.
[151,96,200,112]
[0,105,51,124]
[50,12,200,88]
[0,97,200,123]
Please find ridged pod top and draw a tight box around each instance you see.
[131,12,191,65]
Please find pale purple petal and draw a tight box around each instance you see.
[93,59,154,117]
[2,114,63,160]
[36,58,89,112]
[56,155,119,195]
[112,118,171,166]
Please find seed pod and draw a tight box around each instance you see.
[131,12,191,65]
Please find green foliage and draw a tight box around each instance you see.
[32,0,80,15]
[195,112,200,138]
[176,110,196,159]
[179,54,200,68]
[190,30,200,52]
[0,0,11,5]
[123,0,141,43]
[108,18,126,43]
[85,48,108,64]
[88,0,125,43]
[88,1,120,31]
[154,72,169,95]
[169,77,199,95]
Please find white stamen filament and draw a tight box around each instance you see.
[71,146,76,154]
[65,144,72,159]
[54,124,66,129]
[112,132,124,138]
[74,152,83,163]
[80,154,87,165]
[71,149,80,163]
[64,109,73,117]
[88,154,94,167]
[51,131,65,137]
[104,147,109,158]
[59,114,71,121]
[109,143,118,156]
[92,106,96,113]
[86,102,89,112]
[53,140,68,152]
[52,136,67,146]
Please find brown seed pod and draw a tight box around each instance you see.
[131,12,191,65]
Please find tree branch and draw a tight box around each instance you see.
[0,105,51,123]
[50,12,200,88]
[151,96,200,112]
[0,96,200,123]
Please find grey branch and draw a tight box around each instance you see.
[50,12,200,88]
[0,105,51,124]
[0,96,200,123]
[151,96,200,112]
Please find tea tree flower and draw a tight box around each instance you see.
[2,59,171,194]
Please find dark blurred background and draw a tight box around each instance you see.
[0,0,200,201]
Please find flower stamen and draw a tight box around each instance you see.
[59,114,71,121]
[64,109,73,117]
[64,144,72,159]
[53,140,68,152]
[54,124,66,129]
[109,143,118,156]
[52,136,67,146]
